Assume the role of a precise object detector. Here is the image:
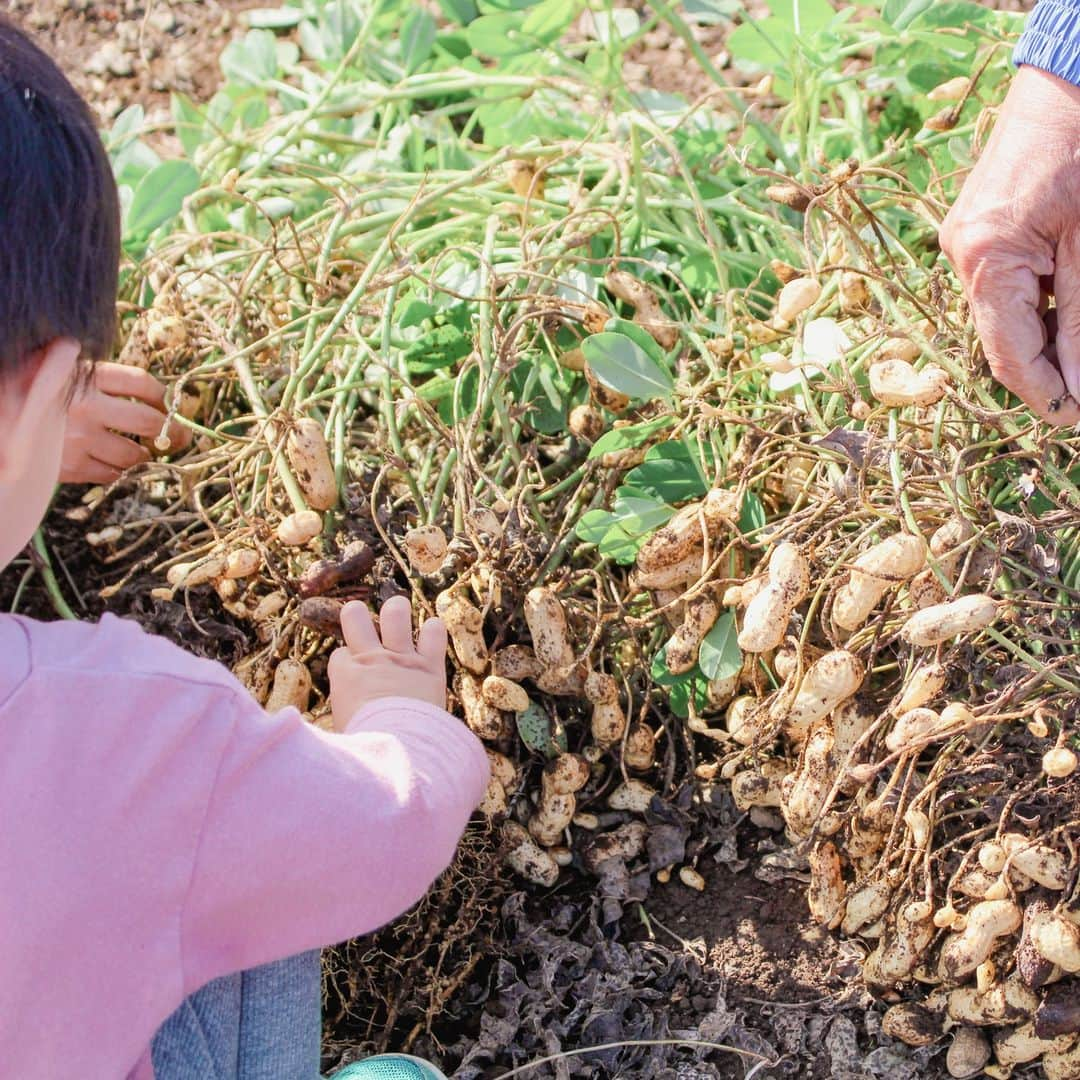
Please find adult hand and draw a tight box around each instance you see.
[327,597,448,730]
[61,362,192,484]
[939,65,1080,425]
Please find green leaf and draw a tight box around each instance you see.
[171,94,208,159]
[882,0,935,26]
[522,0,578,40]
[625,442,710,503]
[517,699,562,757]
[220,29,279,84]
[400,10,437,73]
[439,0,479,23]
[466,13,529,57]
[739,491,766,536]
[588,415,674,460]
[697,612,742,681]
[245,7,304,29]
[575,491,673,564]
[581,332,674,403]
[124,161,199,248]
[603,317,667,366]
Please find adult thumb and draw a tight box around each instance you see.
[1053,229,1080,406]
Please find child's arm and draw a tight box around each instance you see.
[61,363,191,483]
[178,598,489,991]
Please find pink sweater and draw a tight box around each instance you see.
[0,613,490,1079]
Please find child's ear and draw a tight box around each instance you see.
[0,337,81,482]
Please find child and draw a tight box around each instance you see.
[0,16,489,1080]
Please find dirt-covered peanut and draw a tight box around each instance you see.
[297,540,375,598]
[503,821,559,886]
[491,645,543,682]
[635,547,706,590]
[1030,909,1080,972]
[487,750,517,793]
[265,658,312,713]
[775,650,865,737]
[604,269,679,349]
[534,661,587,697]
[776,276,821,322]
[705,672,738,711]
[738,542,809,652]
[1035,983,1080,1040]
[481,675,529,713]
[841,880,891,936]
[568,403,604,442]
[1044,1039,1080,1080]
[635,492,735,577]
[251,589,288,623]
[893,662,947,716]
[863,902,935,986]
[666,594,720,674]
[881,1002,943,1047]
[807,842,845,928]
[479,775,508,817]
[999,834,1069,890]
[524,586,574,669]
[946,1027,990,1078]
[179,555,226,588]
[543,754,590,796]
[885,706,957,754]
[590,700,627,749]
[901,594,997,646]
[869,358,949,407]
[223,548,261,579]
[582,821,648,872]
[454,671,505,740]
[585,671,619,705]
[731,759,787,810]
[529,790,576,847]
[679,866,706,891]
[833,532,925,631]
[992,1022,1075,1066]
[938,899,1022,980]
[1044,747,1078,779]
[781,722,836,838]
[276,510,323,547]
[725,695,766,746]
[607,778,656,813]
[437,590,488,675]
[404,525,448,575]
[286,418,337,511]
[623,722,656,770]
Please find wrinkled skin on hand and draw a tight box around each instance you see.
[940,66,1080,425]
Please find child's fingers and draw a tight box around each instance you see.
[340,601,380,654]
[378,596,415,653]
[416,617,448,666]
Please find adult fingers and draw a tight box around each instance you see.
[1053,231,1080,403]
[378,595,415,653]
[963,257,1080,424]
[91,432,151,472]
[340,601,380,654]
[416,617,448,666]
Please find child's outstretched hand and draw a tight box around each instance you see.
[61,363,193,484]
[328,597,448,730]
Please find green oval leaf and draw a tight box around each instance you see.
[124,161,199,249]
[697,612,743,682]
[581,332,675,403]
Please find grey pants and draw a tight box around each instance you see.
[151,951,322,1080]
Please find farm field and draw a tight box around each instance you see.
[6,0,1080,1078]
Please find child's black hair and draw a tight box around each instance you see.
[0,15,120,374]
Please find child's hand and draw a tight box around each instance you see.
[61,363,193,484]
[327,597,448,730]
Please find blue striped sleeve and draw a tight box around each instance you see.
[1014,0,1080,87]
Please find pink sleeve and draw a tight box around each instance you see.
[180,695,489,990]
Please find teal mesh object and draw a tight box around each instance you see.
[331,1054,448,1080]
